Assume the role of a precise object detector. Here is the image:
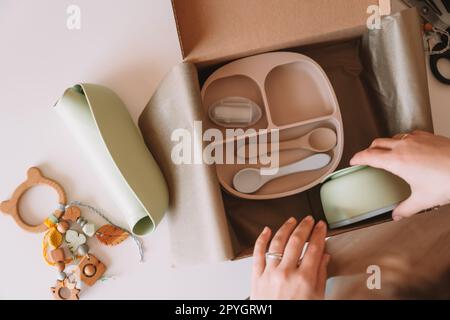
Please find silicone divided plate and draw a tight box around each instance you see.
[201,52,344,200]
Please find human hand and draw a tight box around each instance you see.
[351,130,450,220]
[250,216,330,300]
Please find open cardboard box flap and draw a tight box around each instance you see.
[140,1,443,273]
[172,0,389,64]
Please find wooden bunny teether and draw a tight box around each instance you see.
[0,167,67,233]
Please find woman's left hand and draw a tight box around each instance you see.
[250,216,330,300]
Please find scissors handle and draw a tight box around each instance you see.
[430,28,450,85]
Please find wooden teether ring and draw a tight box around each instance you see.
[0,167,67,233]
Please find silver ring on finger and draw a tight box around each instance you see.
[265,252,283,261]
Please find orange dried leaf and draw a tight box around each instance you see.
[95,224,129,246]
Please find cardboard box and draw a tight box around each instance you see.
[139,0,444,266]
[173,0,390,65]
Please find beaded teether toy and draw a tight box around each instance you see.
[0,167,143,300]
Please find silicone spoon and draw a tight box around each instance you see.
[233,153,332,194]
[238,127,337,159]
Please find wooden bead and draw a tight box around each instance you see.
[83,264,97,277]
[63,206,81,223]
[50,248,65,263]
[56,220,69,234]
[55,261,65,272]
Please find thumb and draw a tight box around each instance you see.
[392,196,422,221]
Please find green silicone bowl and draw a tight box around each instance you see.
[320,165,411,229]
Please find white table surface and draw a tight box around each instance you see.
[0,0,449,300]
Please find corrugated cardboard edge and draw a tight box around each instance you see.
[171,0,186,60]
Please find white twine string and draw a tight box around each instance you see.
[60,201,144,262]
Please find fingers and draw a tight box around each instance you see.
[350,148,394,172]
[281,216,315,268]
[393,131,428,139]
[267,217,298,268]
[315,254,331,298]
[411,130,434,136]
[393,131,433,141]
[392,196,422,221]
[252,227,272,278]
[352,131,433,168]
[393,133,408,139]
[370,138,401,150]
[299,221,327,283]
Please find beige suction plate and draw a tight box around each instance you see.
[201,52,344,200]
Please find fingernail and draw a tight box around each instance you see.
[304,215,314,222]
[262,226,270,234]
[316,220,326,229]
[287,217,297,224]
[393,215,403,222]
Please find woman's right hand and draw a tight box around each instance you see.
[351,131,450,220]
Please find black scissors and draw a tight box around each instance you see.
[404,0,450,84]
[429,26,450,84]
